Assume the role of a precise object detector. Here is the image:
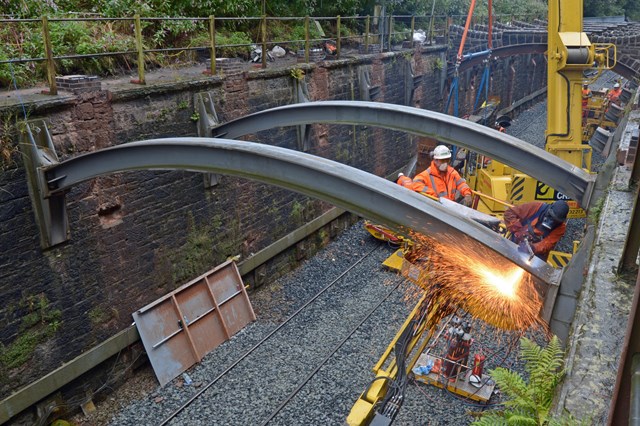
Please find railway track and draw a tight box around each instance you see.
[107,225,421,425]
[158,242,398,425]
[105,223,537,426]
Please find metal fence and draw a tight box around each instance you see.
[0,13,540,95]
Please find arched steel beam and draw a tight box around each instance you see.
[455,43,636,81]
[454,43,547,75]
[212,101,596,208]
[43,138,560,286]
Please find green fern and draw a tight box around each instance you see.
[472,336,580,426]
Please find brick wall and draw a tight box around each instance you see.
[0,44,547,400]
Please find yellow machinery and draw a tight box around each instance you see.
[582,88,620,142]
[468,0,615,218]
[347,287,440,426]
[350,1,618,424]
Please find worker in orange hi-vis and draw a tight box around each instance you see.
[503,200,569,261]
[396,145,473,206]
[581,81,592,121]
[607,82,622,105]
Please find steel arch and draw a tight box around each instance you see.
[43,137,560,285]
[454,43,636,81]
[211,101,596,208]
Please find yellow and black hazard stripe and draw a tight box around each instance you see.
[547,251,572,268]
[510,176,525,201]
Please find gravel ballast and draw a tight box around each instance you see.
[103,223,534,426]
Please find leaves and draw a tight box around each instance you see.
[471,336,580,426]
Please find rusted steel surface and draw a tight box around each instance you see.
[133,260,255,386]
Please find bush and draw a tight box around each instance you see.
[190,31,253,59]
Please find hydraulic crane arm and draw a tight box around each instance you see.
[546,0,615,169]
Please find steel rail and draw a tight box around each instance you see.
[158,243,383,425]
[259,280,402,426]
[211,101,595,209]
[42,137,560,285]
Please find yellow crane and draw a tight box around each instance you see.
[473,0,615,218]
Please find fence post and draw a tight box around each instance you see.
[388,15,393,51]
[131,14,145,85]
[336,16,342,59]
[208,15,216,75]
[365,15,370,53]
[620,149,640,273]
[305,16,310,63]
[410,16,415,46]
[41,16,57,95]
[261,15,267,69]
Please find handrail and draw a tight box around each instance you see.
[0,12,541,93]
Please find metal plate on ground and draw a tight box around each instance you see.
[133,260,256,386]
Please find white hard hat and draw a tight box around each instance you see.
[614,82,620,88]
[433,145,452,159]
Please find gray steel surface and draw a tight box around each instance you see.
[43,137,560,285]
[211,101,596,208]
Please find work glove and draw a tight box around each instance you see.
[462,194,472,207]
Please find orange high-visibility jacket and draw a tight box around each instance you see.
[607,87,622,103]
[581,88,592,108]
[504,201,566,260]
[396,160,471,201]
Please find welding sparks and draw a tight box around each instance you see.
[474,260,524,299]
[403,231,545,331]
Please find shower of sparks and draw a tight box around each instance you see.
[403,231,546,331]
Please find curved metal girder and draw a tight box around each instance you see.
[43,138,560,285]
[454,43,547,75]
[212,101,596,207]
[455,43,636,81]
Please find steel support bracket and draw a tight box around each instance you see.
[293,77,312,151]
[195,91,221,188]
[357,66,380,101]
[404,59,423,106]
[19,119,69,249]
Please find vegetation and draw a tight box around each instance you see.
[472,336,585,426]
[1,0,635,89]
[0,294,62,369]
[171,213,216,285]
[585,0,640,20]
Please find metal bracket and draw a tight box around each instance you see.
[195,91,221,188]
[404,59,423,106]
[357,66,380,101]
[293,78,312,151]
[19,119,69,249]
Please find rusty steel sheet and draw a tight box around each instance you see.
[133,260,256,386]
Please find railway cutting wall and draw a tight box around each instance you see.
[0,42,547,405]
